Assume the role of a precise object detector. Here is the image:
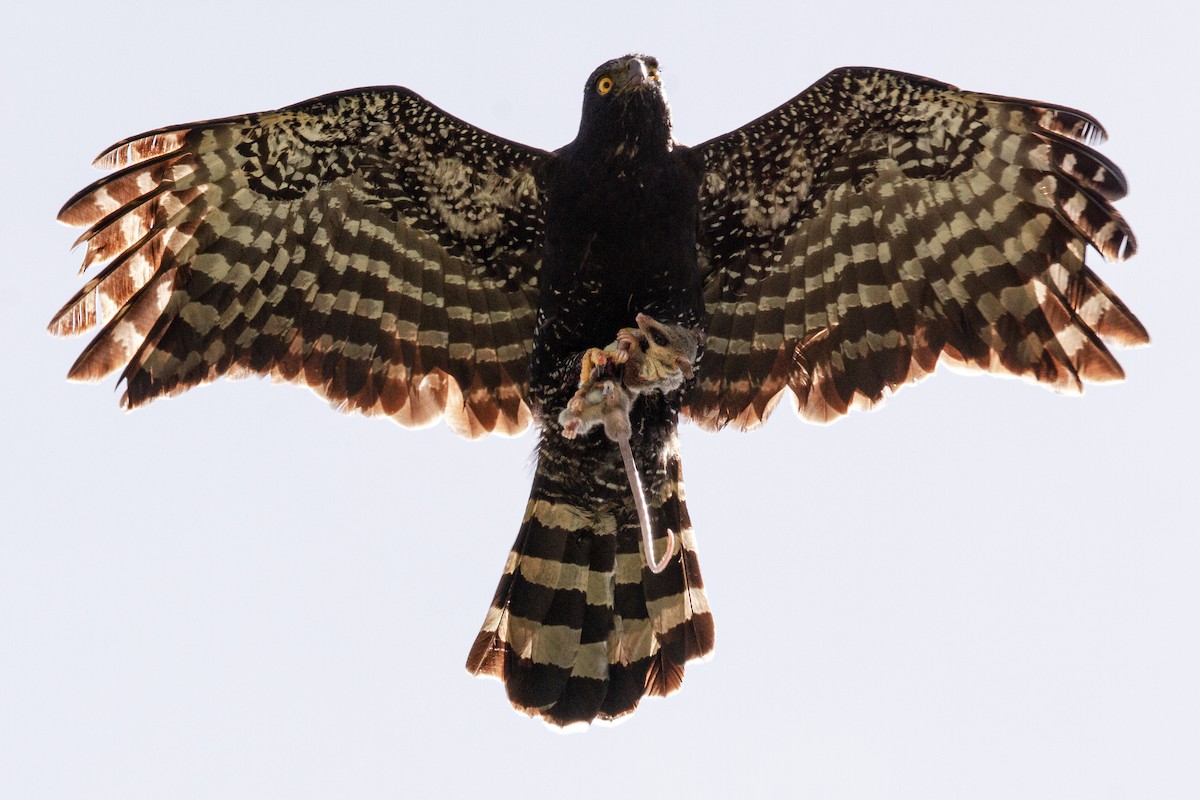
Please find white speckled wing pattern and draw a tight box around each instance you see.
[52,87,548,438]
[685,67,1147,430]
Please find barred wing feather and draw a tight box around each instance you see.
[686,67,1147,430]
[52,87,548,438]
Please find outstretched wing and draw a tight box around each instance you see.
[685,67,1147,430]
[52,87,548,438]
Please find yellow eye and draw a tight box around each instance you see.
[597,76,614,95]
[648,67,660,82]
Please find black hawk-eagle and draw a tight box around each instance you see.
[51,55,1146,728]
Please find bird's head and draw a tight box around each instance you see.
[575,54,673,157]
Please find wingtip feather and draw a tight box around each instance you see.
[93,125,193,170]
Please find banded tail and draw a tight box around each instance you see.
[466,429,713,727]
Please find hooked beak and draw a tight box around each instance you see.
[619,58,650,93]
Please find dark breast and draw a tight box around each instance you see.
[531,146,706,409]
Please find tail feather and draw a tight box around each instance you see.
[540,534,619,724]
[643,459,714,697]
[466,435,713,727]
[466,499,600,713]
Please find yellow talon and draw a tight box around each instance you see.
[579,347,607,384]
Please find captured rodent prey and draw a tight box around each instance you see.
[559,314,702,574]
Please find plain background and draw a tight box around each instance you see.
[2,1,1194,798]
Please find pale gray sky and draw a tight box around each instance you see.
[3,1,1195,798]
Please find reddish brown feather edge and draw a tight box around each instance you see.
[682,91,1148,433]
[54,119,538,439]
